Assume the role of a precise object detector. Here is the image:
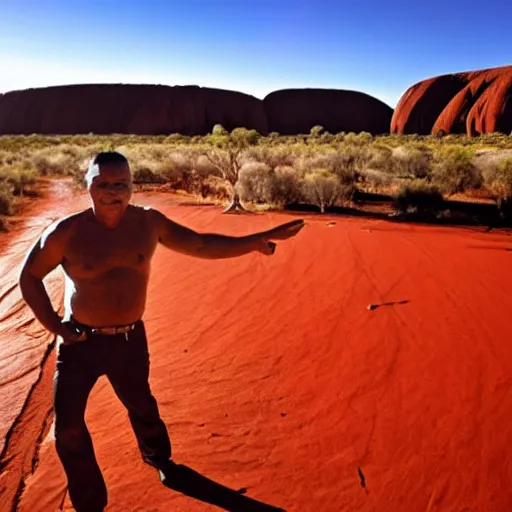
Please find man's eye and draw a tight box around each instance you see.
[115,183,127,189]
[97,183,107,189]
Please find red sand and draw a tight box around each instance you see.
[1,183,512,511]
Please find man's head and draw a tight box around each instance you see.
[86,151,133,220]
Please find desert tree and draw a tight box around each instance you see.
[201,126,260,213]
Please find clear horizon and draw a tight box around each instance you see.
[1,0,511,108]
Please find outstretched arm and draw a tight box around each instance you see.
[150,209,305,259]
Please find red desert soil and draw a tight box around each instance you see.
[1,181,512,511]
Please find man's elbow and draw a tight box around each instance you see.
[18,267,39,295]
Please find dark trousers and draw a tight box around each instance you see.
[53,320,171,512]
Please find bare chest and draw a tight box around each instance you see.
[63,218,158,278]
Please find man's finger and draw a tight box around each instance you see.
[279,219,305,230]
[267,220,305,239]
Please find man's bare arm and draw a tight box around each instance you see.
[149,209,304,259]
[19,220,71,334]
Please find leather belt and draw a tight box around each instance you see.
[89,324,136,336]
[70,316,138,336]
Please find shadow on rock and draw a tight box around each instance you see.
[160,462,286,511]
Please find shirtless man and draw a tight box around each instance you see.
[18,151,304,512]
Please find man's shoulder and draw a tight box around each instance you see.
[129,204,165,224]
[34,210,88,252]
[42,210,89,237]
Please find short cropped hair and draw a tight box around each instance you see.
[85,151,129,188]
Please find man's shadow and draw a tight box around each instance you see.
[159,462,285,511]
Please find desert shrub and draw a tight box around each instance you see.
[0,182,14,215]
[31,147,85,177]
[143,145,169,162]
[131,161,167,184]
[238,162,274,203]
[484,158,512,216]
[212,124,228,136]
[432,148,483,194]
[331,144,371,175]
[343,132,373,146]
[309,125,325,137]
[477,132,509,148]
[0,150,23,167]
[294,148,365,182]
[268,166,304,206]
[302,168,354,213]
[0,166,38,196]
[391,145,433,179]
[154,151,198,191]
[244,146,297,168]
[360,169,394,192]
[368,144,393,171]
[194,153,220,176]
[200,175,231,200]
[394,181,444,215]
[165,133,190,144]
[234,128,261,146]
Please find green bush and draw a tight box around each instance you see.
[343,132,373,146]
[302,168,354,213]
[131,162,167,184]
[0,166,38,196]
[302,146,369,177]
[165,133,190,144]
[212,124,228,136]
[200,175,231,200]
[392,145,433,179]
[309,125,325,137]
[432,148,482,194]
[0,182,14,215]
[245,146,296,168]
[395,181,444,215]
[368,144,393,171]
[32,149,83,177]
[238,162,274,203]
[153,152,199,191]
[269,166,304,206]
[484,158,512,216]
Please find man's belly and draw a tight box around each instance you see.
[64,267,150,327]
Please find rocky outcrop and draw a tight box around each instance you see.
[0,84,269,136]
[0,83,393,136]
[263,88,393,135]
[391,65,512,136]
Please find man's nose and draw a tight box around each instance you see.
[105,185,118,194]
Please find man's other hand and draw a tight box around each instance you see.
[256,219,305,255]
[55,321,88,345]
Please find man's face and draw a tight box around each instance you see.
[88,162,133,215]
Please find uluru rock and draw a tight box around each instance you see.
[0,84,269,136]
[391,65,512,136]
[263,88,393,135]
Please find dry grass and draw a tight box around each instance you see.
[0,131,511,221]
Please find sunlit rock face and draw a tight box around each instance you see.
[391,65,512,136]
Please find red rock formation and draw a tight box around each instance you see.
[263,88,393,135]
[392,65,512,136]
[0,84,269,136]
[0,84,393,136]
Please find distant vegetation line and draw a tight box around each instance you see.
[1,126,511,229]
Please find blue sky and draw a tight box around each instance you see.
[0,0,511,107]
